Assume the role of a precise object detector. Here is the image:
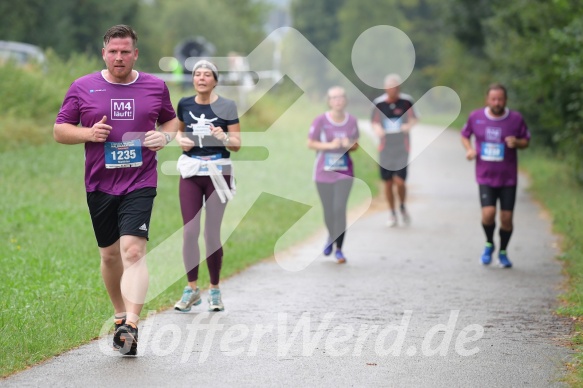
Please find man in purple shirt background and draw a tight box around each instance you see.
[461,83,531,268]
[54,25,178,355]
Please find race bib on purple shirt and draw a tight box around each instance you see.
[480,142,505,162]
[324,152,349,171]
[104,140,143,168]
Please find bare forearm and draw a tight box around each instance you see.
[403,117,418,131]
[461,136,476,160]
[516,138,529,149]
[53,123,91,144]
[371,122,385,138]
[461,136,472,151]
[307,139,331,151]
[158,118,179,143]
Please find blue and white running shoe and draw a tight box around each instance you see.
[481,243,494,265]
[498,250,513,268]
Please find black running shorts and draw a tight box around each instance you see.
[380,165,408,181]
[86,187,157,248]
[478,185,516,211]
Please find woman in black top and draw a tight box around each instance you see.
[173,60,241,312]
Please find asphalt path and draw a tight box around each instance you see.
[1,125,573,387]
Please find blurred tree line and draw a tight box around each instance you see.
[291,0,583,180]
[1,0,581,178]
[448,0,583,180]
[0,0,140,57]
[0,0,267,71]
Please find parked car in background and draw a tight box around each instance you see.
[0,40,46,69]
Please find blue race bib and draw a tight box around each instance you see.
[192,153,223,176]
[480,142,505,162]
[382,117,402,133]
[104,140,143,169]
[324,152,349,171]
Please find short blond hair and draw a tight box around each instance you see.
[383,73,402,88]
[327,86,346,99]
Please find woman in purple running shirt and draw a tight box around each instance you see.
[307,86,359,264]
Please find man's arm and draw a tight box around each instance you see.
[461,136,476,160]
[158,117,179,142]
[370,109,386,138]
[505,136,529,149]
[402,109,418,132]
[144,117,180,151]
[53,115,111,144]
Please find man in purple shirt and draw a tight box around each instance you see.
[461,83,531,268]
[54,25,178,355]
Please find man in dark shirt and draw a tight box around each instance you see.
[371,74,418,227]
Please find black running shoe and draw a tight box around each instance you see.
[113,322,138,356]
[112,317,126,350]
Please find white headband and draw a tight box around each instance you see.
[192,60,218,80]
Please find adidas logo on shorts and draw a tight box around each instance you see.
[139,223,148,232]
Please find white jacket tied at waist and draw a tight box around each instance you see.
[176,154,236,203]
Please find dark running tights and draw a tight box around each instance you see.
[316,179,353,250]
[179,175,229,285]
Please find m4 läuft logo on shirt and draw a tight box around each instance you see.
[111,99,135,120]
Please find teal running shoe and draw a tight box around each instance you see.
[208,288,224,311]
[174,286,201,312]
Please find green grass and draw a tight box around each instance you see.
[519,151,583,386]
[0,79,379,376]
[520,151,583,315]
